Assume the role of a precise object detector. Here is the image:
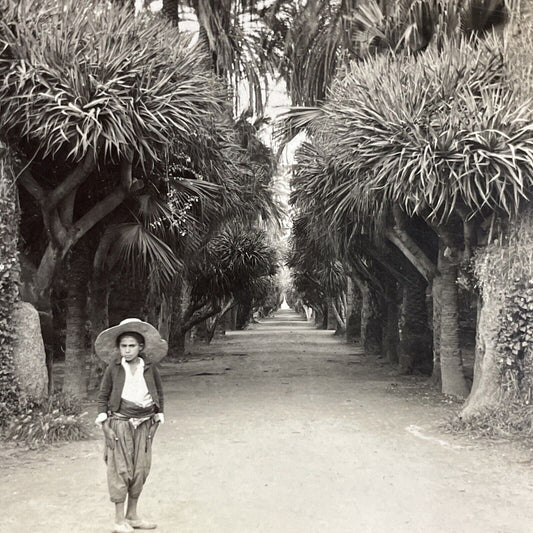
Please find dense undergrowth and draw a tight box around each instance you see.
[2,392,92,448]
[446,404,533,441]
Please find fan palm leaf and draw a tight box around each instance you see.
[100,222,182,293]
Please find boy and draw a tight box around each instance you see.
[95,318,167,533]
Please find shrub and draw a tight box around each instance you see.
[0,141,23,428]
[3,392,92,448]
[446,403,533,439]
[42,391,84,417]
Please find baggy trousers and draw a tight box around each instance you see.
[104,417,153,503]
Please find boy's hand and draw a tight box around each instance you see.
[148,421,160,441]
[102,423,118,450]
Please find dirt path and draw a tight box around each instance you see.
[3,309,533,533]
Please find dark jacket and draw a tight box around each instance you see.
[97,357,164,414]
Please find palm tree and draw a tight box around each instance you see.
[287,209,351,336]
[0,0,228,306]
[460,0,533,415]
[156,0,279,115]
[289,139,434,364]
[1,0,238,396]
[295,36,533,397]
[90,110,281,358]
[188,224,278,342]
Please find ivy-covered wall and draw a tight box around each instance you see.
[0,141,22,426]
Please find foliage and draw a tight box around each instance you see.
[287,142,349,312]
[270,0,351,106]
[42,390,85,416]
[447,403,533,439]
[288,35,533,240]
[0,0,239,305]
[0,0,226,167]
[0,141,23,427]
[268,0,509,108]
[95,111,281,311]
[475,211,533,403]
[192,225,278,303]
[3,391,91,448]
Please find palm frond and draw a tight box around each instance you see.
[301,37,533,227]
[102,222,182,293]
[0,0,227,167]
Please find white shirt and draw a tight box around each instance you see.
[120,357,154,408]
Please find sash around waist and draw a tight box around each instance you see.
[116,398,156,419]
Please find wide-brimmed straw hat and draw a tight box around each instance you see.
[94,318,168,364]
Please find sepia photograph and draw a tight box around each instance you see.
[1,0,533,531]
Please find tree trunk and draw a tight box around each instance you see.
[38,311,55,394]
[345,276,361,342]
[352,274,382,355]
[438,241,470,398]
[320,303,328,329]
[20,153,130,301]
[158,295,171,341]
[206,298,235,344]
[330,297,346,335]
[63,243,91,398]
[431,269,442,386]
[461,293,503,417]
[168,277,191,359]
[225,306,238,331]
[384,283,400,365]
[326,298,337,330]
[399,277,432,374]
[87,273,109,391]
[205,316,217,343]
[313,305,326,329]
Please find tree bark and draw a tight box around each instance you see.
[168,277,191,359]
[431,268,442,386]
[352,273,382,355]
[63,242,91,398]
[384,283,400,365]
[225,306,238,331]
[399,277,432,374]
[345,276,361,342]
[87,273,109,391]
[21,156,132,301]
[158,295,172,341]
[461,293,503,417]
[438,240,470,398]
[331,297,346,335]
[326,298,336,330]
[313,305,326,329]
[385,227,437,283]
[206,297,235,344]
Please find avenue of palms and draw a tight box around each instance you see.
[1,1,533,531]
